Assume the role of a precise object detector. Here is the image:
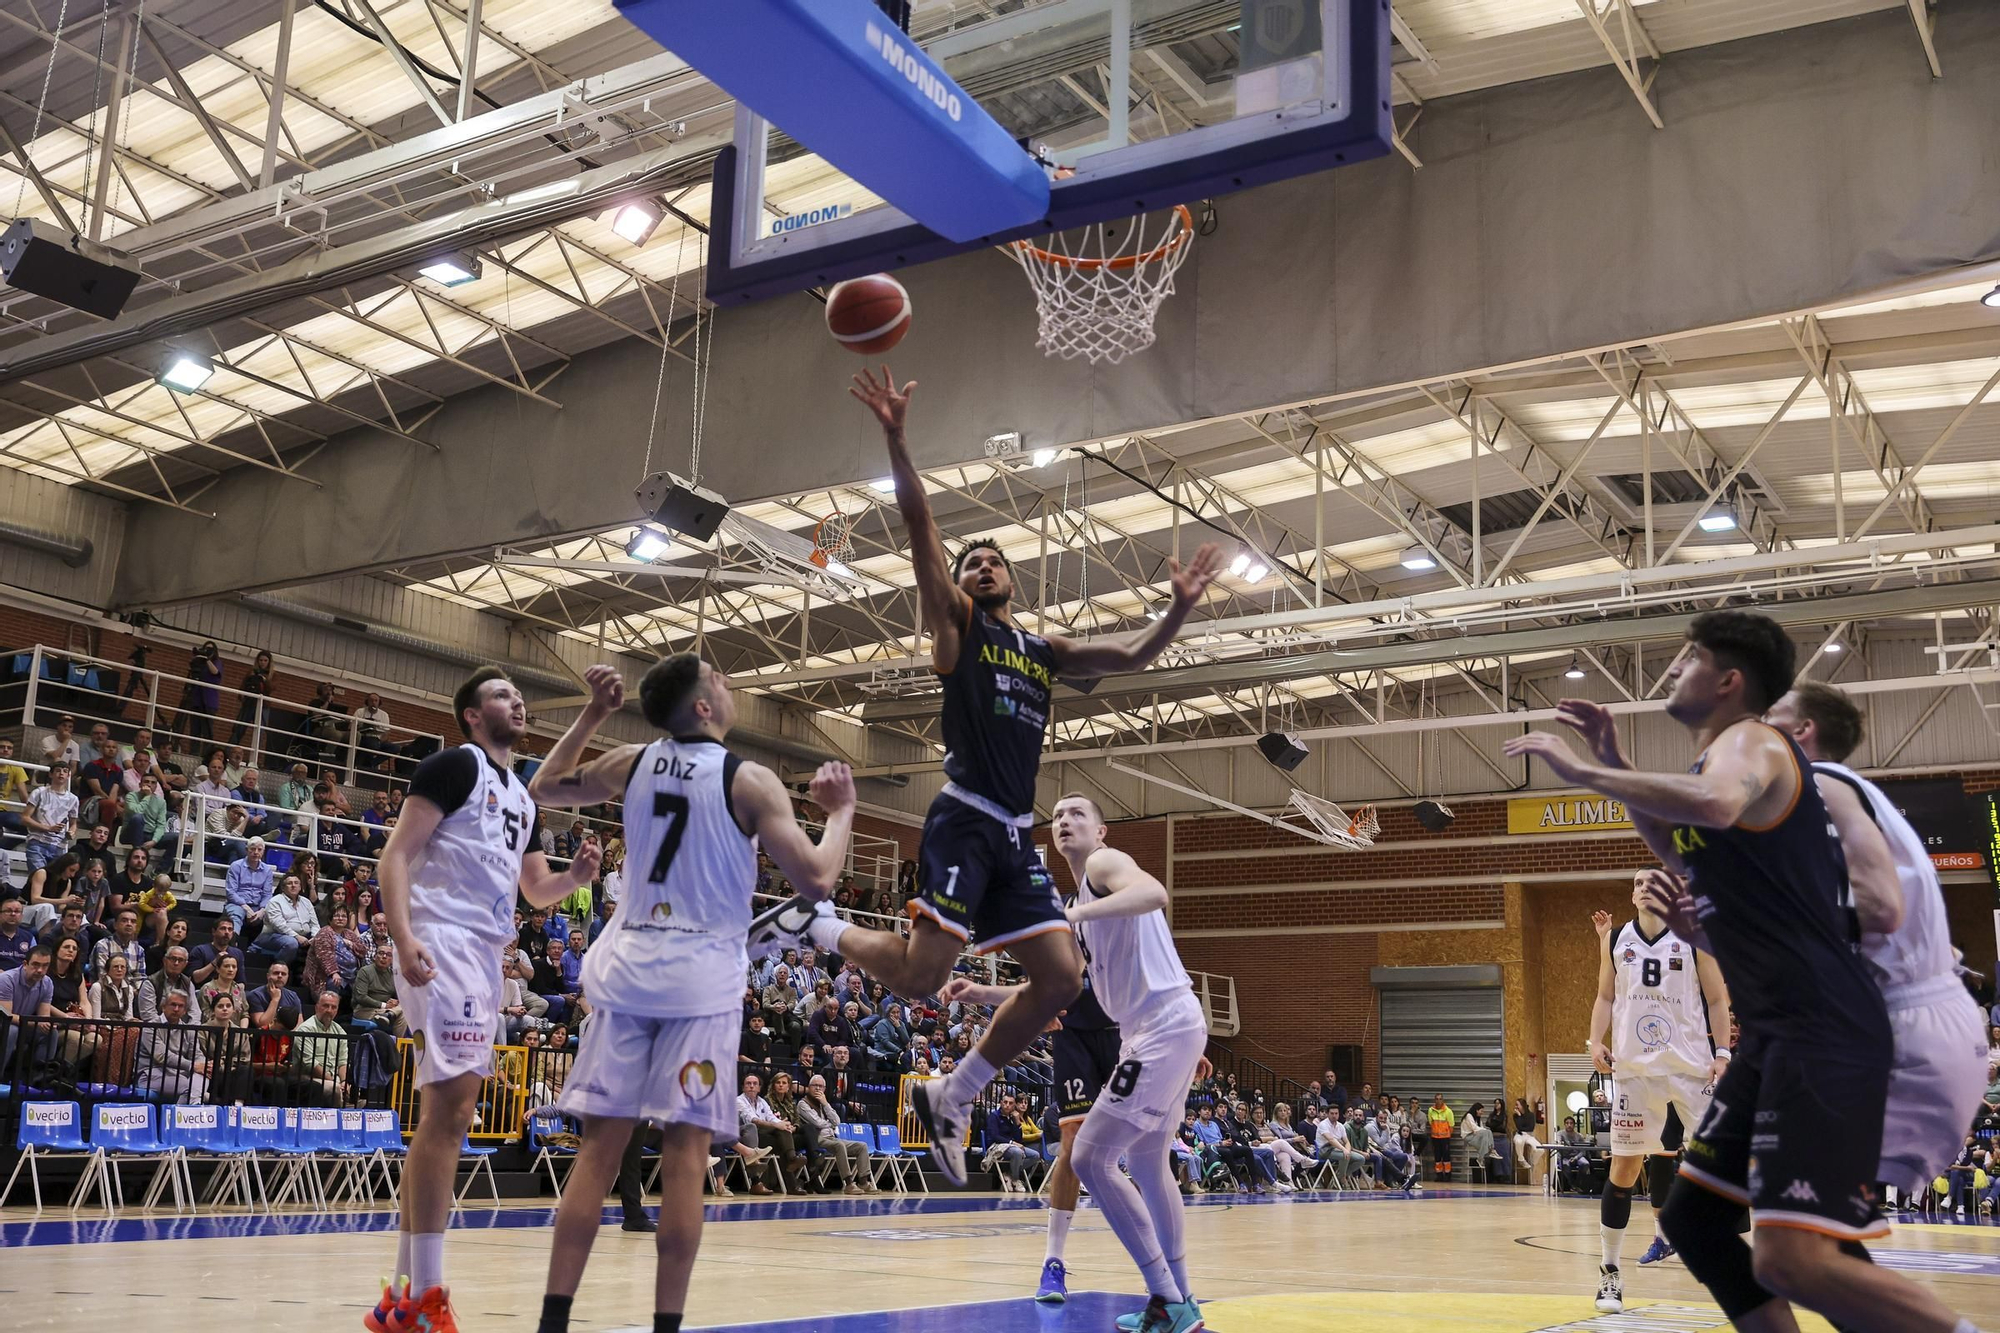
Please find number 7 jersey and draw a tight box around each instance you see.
[582,736,757,1019]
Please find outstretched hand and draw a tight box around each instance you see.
[583,663,625,716]
[1169,542,1222,609]
[849,364,917,435]
[1502,731,1594,785]
[1590,910,1614,939]
[1555,698,1623,768]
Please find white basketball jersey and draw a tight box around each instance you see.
[1072,871,1191,1029]
[408,743,537,949]
[582,737,756,1019]
[1609,919,1715,1079]
[1813,761,1957,995]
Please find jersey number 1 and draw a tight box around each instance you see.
[647,792,690,884]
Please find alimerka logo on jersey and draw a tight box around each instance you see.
[978,643,1052,689]
[1672,825,1708,855]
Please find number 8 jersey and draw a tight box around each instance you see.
[407,742,539,949]
[582,736,756,1019]
[1609,919,1716,1080]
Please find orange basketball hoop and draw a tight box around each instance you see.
[1008,204,1196,364]
[809,511,857,570]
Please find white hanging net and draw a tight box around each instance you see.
[1009,204,1196,365]
[1281,791,1382,850]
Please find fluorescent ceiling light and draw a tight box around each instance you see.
[1228,553,1251,577]
[1244,562,1269,584]
[609,199,664,246]
[625,527,672,562]
[159,352,214,393]
[418,253,481,286]
[1697,511,1738,533]
[1031,448,1057,468]
[869,477,896,493]
[1822,642,1843,655]
[1400,546,1438,571]
[1564,656,1587,680]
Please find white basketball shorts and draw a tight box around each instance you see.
[1090,989,1208,1137]
[396,922,502,1088]
[1610,1069,1713,1157]
[1878,976,1989,1193]
[557,1007,741,1140]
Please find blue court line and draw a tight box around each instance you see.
[687,1292,1149,1333]
[0,1186,1514,1248]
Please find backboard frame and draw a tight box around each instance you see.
[705,0,1392,306]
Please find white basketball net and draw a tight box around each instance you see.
[1282,791,1381,850]
[1009,205,1195,365]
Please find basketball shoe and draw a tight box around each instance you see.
[908,1079,967,1186]
[1124,1295,1205,1333]
[1637,1235,1676,1264]
[747,894,826,959]
[363,1276,411,1333]
[1594,1265,1624,1314]
[1035,1258,1068,1303]
[405,1285,460,1333]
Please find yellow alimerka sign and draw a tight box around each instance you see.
[1507,795,1634,835]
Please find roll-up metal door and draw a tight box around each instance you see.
[1373,965,1504,1109]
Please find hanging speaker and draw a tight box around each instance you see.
[1256,730,1309,772]
[1413,799,1455,832]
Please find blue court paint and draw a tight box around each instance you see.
[0,1185,1509,1248]
[1871,1249,2000,1277]
[612,0,1047,242]
[686,1292,1148,1333]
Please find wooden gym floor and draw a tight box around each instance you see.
[6,1186,1999,1331]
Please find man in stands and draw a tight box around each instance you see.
[139,945,199,1022]
[0,737,30,844]
[38,901,91,956]
[1369,1107,1419,1193]
[250,961,303,1031]
[295,989,350,1104]
[69,823,117,881]
[189,917,245,986]
[0,900,33,971]
[532,935,576,1023]
[90,906,146,981]
[253,872,317,967]
[138,989,208,1101]
[123,774,168,857]
[224,839,275,931]
[0,944,54,1070]
[79,745,124,827]
[236,768,272,841]
[985,1091,1033,1192]
[352,944,404,1036]
[39,714,80,766]
[314,799,358,884]
[21,760,78,874]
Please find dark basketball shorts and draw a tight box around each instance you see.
[1678,1030,1891,1240]
[912,790,1067,953]
[1052,1023,1124,1123]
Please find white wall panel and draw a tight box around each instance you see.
[0,468,124,610]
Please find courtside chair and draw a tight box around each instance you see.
[527,1108,580,1200]
[251,1108,328,1211]
[231,1106,288,1211]
[0,1100,102,1213]
[826,1122,873,1190]
[455,1136,500,1204]
[93,1103,190,1215]
[869,1124,928,1193]
[152,1104,247,1212]
[323,1110,380,1205]
[363,1109,407,1203]
[292,1107,345,1209]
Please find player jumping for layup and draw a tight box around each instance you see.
[1767,682,1989,1214]
[941,794,1210,1333]
[368,668,601,1333]
[1587,869,1732,1314]
[524,658,857,1333]
[751,367,1220,1185]
[1507,611,1987,1333]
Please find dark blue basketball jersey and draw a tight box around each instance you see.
[939,604,1056,818]
[1671,723,1889,1050]
[1059,893,1116,1032]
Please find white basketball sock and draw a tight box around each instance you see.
[411,1232,446,1294]
[1045,1207,1074,1263]
[395,1230,412,1287]
[806,913,849,954]
[1600,1223,1626,1272]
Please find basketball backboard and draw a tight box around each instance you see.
[614,0,1391,305]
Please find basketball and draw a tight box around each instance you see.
[826,273,911,354]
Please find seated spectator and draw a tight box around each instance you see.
[200,953,249,1027]
[68,822,118,882]
[0,899,33,971]
[136,989,209,1102]
[796,1073,873,1194]
[353,692,392,755]
[73,859,115,935]
[143,917,191,974]
[754,947,796,992]
[39,714,81,766]
[122,773,170,857]
[90,905,147,980]
[360,789,391,853]
[136,874,177,946]
[90,952,142,1086]
[1367,1109,1417,1191]
[1461,1101,1504,1180]
[762,1071,813,1193]
[38,900,92,957]
[805,996,857,1062]
[0,737,31,845]
[761,966,802,1045]
[252,872,318,966]
[248,961,303,1031]
[235,769,272,841]
[311,800,358,884]
[1262,1103,1314,1189]
[587,894,613,945]
[139,944,200,1022]
[45,935,98,1073]
[982,1092,1033,1192]
[279,763,316,820]
[218,804,252,862]
[554,817,587,862]
[732,1072,787,1195]
[188,918,246,986]
[740,1011,774,1066]
[0,944,55,1071]
[793,948,829,996]
[866,1002,910,1069]
[220,747,251,788]
[531,935,577,1022]
[294,990,349,1105]
[1315,1106,1364,1179]
[351,943,405,1036]
[203,993,254,1102]
[22,761,79,875]
[302,905,367,1001]
[824,1045,870,1119]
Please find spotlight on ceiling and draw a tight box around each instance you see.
[1228,552,1251,577]
[1697,510,1738,533]
[607,198,666,247]
[625,526,673,562]
[158,351,215,394]
[1244,561,1270,584]
[1822,641,1843,655]
[417,251,482,287]
[1982,284,2000,310]
[1400,546,1438,571]
[869,477,896,493]
[1031,447,1057,468]
[1564,656,1587,680]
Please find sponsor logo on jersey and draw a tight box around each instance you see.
[652,901,673,922]
[1623,946,1637,962]
[1780,1179,1820,1203]
[679,1059,717,1100]
[1669,956,1684,970]
[1637,1014,1672,1049]
[485,790,499,813]
[1669,942,1681,953]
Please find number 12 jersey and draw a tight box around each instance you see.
[582,736,756,1019]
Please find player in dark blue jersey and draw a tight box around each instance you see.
[749,365,1219,1188]
[1507,611,1983,1333]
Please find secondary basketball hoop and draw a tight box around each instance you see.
[1284,791,1381,850]
[1008,204,1196,365]
[809,511,857,570]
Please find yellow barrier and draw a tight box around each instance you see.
[895,1073,972,1151]
[388,1038,531,1141]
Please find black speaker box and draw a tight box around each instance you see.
[0,218,141,320]
[1256,730,1308,771]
